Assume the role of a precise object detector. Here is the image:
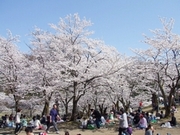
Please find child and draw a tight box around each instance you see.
[80,117,87,129]
[65,131,69,135]
[21,114,28,127]
[109,111,114,121]
[127,124,133,135]
[145,124,154,135]
[25,127,35,135]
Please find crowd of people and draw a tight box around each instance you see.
[78,103,178,135]
[0,102,178,135]
[0,104,61,135]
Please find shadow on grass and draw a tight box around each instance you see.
[0,131,14,135]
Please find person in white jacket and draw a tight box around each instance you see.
[117,108,129,135]
[14,109,22,135]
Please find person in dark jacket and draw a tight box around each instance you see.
[90,109,101,129]
[133,111,140,127]
[169,113,176,126]
[46,104,60,134]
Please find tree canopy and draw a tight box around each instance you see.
[0,15,179,119]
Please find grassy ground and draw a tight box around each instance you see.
[0,126,180,135]
[0,105,180,135]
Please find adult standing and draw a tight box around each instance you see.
[91,109,101,129]
[14,109,22,135]
[117,108,129,135]
[46,104,60,134]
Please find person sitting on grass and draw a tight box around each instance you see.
[169,112,177,126]
[100,116,106,127]
[160,111,165,119]
[133,111,140,127]
[127,124,133,135]
[138,114,147,129]
[80,117,87,129]
[34,115,43,130]
[86,116,95,129]
[21,114,28,127]
[30,115,43,130]
[171,105,178,113]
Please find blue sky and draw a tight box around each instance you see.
[1,1,180,56]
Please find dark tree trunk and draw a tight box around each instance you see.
[15,100,19,112]
[119,98,130,112]
[13,94,19,113]
[42,100,50,116]
[65,104,68,115]
[165,87,176,117]
[151,93,158,112]
[113,100,119,112]
[70,99,78,121]
[70,81,78,121]
[87,104,91,117]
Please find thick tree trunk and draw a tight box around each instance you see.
[70,81,78,121]
[42,100,50,116]
[165,87,175,117]
[119,98,130,112]
[164,104,171,117]
[151,93,158,111]
[99,104,103,115]
[157,75,170,117]
[116,100,119,112]
[65,104,68,115]
[87,104,91,117]
[15,100,19,112]
[13,94,19,112]
[70,99,78,121]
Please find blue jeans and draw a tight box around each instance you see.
[95,118,101,129]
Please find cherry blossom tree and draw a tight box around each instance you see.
[27,28,64,115]
[0,31,28,112]
[104,56,151,112]
[133,18,180,116]
[29,14,124,120]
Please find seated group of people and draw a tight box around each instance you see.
[131,109,168,129]
[160,112,177,128]
[28,115,43,130]
[79,110,117,129]
[0,113,45,130]
[0,113,27,128]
